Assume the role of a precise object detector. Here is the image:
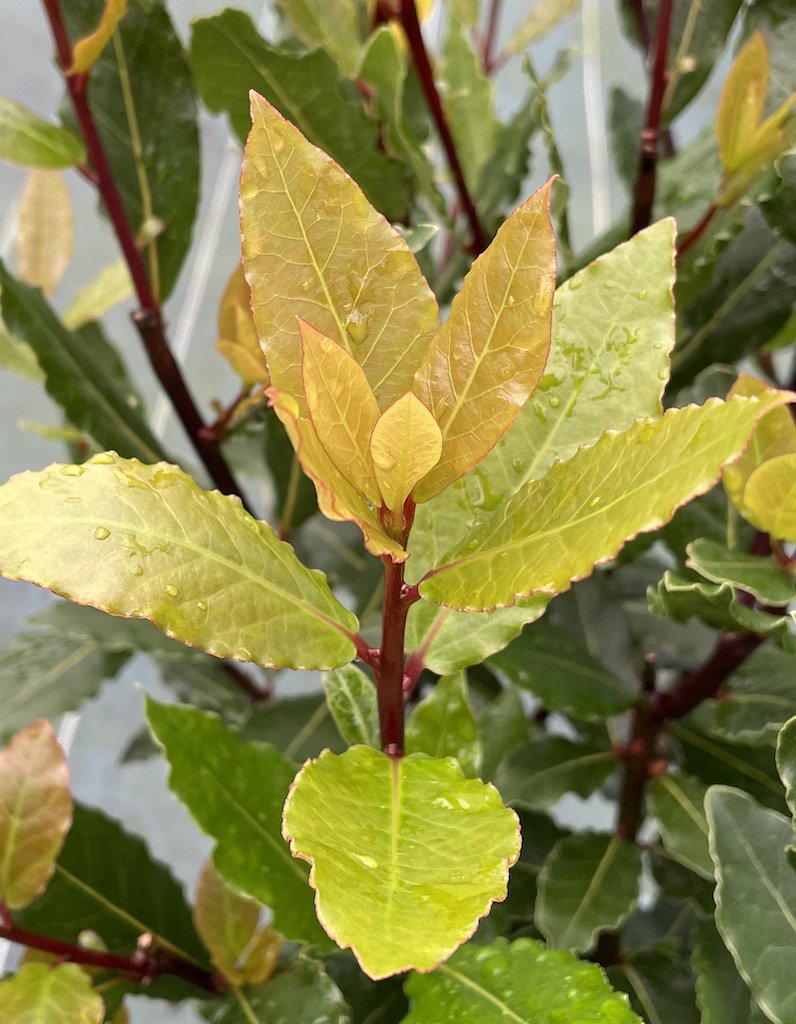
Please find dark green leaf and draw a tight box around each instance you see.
[609,87,644,190]
[693,918,758,1024]
[649,772,713,879]
[495,734,615,810]
[478,687,528,782]
[609,947,699,1024]
[666,0,744,117]
[240,693,344,764]
[326,953,406,1024]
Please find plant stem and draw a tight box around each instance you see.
[397,0,488,254]
[39,0,252,513]
[623,0,652,53]
[676,203,718,258]
[0,908,222,994]
[482,0,504,73]
[222,662,270,703]
[377,557,412,756]
[615,655,661,843]
[630,0,674,235]
[199,386,257,446]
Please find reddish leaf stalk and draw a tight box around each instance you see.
[377,556,414,756]
[615,655,661,843]
[481,0,505,74]
[397,0,488,254]
[676,203,718,258]
[630,0,675,235]
[0,908,222,994]
[39,0,252,512]
[222,662,270,703]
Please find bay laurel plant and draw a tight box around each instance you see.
[0,1,795,1022]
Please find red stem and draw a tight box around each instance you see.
[39,0,252,512]
[398,0,488,254]
[623,0,652,53]
[377,557,413,756]
[0,909,222,994]
[482,0,504,73]
[630,0,675,235]
[676,203,718,258]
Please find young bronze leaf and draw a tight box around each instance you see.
[0,720,72,910]
[301,319,381,504]
[0,963,104,1024]
[282,746,520,979]
[0,454,358,670]
[216,264,268,386]
[421,393,793,611]
[412,179,555,501]
[240,92,438,414]
[370,392,442,513]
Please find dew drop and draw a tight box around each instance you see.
[355,854,378,869]
[433,796,454,810]
[507,294,517,306]
[93,527,110,541]
[301,280,310,292]
[637,290,647,300]
[512,458,524,473]
[196,601,208,612]
[589,496,602,508]
[91,452,116,465]
[125,395,140,409]
[60,464,84,477]
[549,396,561,408]
[164,584,179,597]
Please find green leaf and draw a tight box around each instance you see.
[323,665,379,748]
[743,453,796,540]
[202,955,350,1024]
[665,0,744,118]
[478,687,528,782]
[403,937,641,1024]
[282,746,520,978]
[191,9,408,220]
[495,735,615,810]
[489,623,634,720]
[62,260,133,330]
[686,538,796,605]
[405,672,481,776]
[693,918,758,1024]
[648,772,713,879]
[505,0,580,54]
[0,96,85,168]
[0,320,43,381]
[146,700,325,946]
[61,0,200,299]
[0,963,104,1024]
[0,454,358,671]
[240,693,344,764]
[0,720,72,910]
[707,786,796,1024]
[412,179,555,502]
[648,569,792,636]
[18,803,206,966]
[610,87,644,190]
[535,834,642,953]
[0,265,165,463]
[277,0,365,76]
[609,948,699,1024]
[421,393,791,612]
[777,715,796,825]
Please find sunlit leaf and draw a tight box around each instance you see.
[412,179,554,501]
[370,393,442,513]
[16,171,73,297]
[405,672,481,776]
[0,97,85,169]
[0,720,72,910]
[277,0,365,76]
[686,538,796,605]
[495,734,615,811]
[147,700,326,945]
[70,0,128,74]
[0,453,358,670]
[215,264,267,386]
[322,665,379,749]
[403,937,641,1024]
[717,32,771,171]
[421,393,792,611]
[62,259,133,330]
[649,773,713,879]
[0,963,103,1024]
[743,453,796,539]
[282,746,520,978]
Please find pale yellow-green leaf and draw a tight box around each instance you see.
[70,0,128,74]
[0,320,43,381]
[420,393,792,611]
[370,392,442,513]
[0,720,72,910]
[506,0,581,55]
[405,672,481,776]
[215,264,267,386]
[282,746,520,978]
[193,860,282,986]
[16,171,73,298]
[412,179,555,501]
[240,92,438,415]
[301,319,381,505]
[717,32,769,171]
[278,0,364,76]
[743,453,796,540]
[0,453,358,669]
[0,963,104,1024]
[62,260,133,330]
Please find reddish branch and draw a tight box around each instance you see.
[39,0,252,513]
[376,557,418,756]
[676,203,718,258]
[630,0,675,235]
[0,907,222,994]
[623,0,652,53]
[481,0,505,74]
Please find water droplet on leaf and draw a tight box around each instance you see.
[93,527,110,541]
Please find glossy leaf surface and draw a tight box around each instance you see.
[322,665,379,749]
[649,773,713,879]
[405,673,481,776]
[0,454,357,670]
[370,393,442,513]
[282,746,520,978]
[0,97,85,168]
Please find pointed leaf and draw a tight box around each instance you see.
[421,393,793,611]
[403,937,641,1024]
[146,700,326,946]
[277,0,364,76]
[707,786,796,1024]
[240,91,437,413]
[0,454,357,670]
[412,180,555,501]
[322,665,379,748]
[0,97,85,168]
[0,963,104,1024]
[370,393,442,513]
[776,715,796,827]
[16,171,73,297]
[0,265,165,462]
[535,834,642,953]
[193,860,281,986]
[282,746,520,978]
[743,453,796,539]
[301,320,381,504]
[716,32,770,171]
[686,538,796,605]
[215,264,267,386]
[495,735,615,810]
[70,0,128,74]
[405,672,481,776]
[693,919,758,1024]
[62,260,133,330]
[648,772,713,879]
[0,720,72,910]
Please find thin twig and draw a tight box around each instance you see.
[482,0,504,73]
[676,203,718,258]
[39,0,253,513]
